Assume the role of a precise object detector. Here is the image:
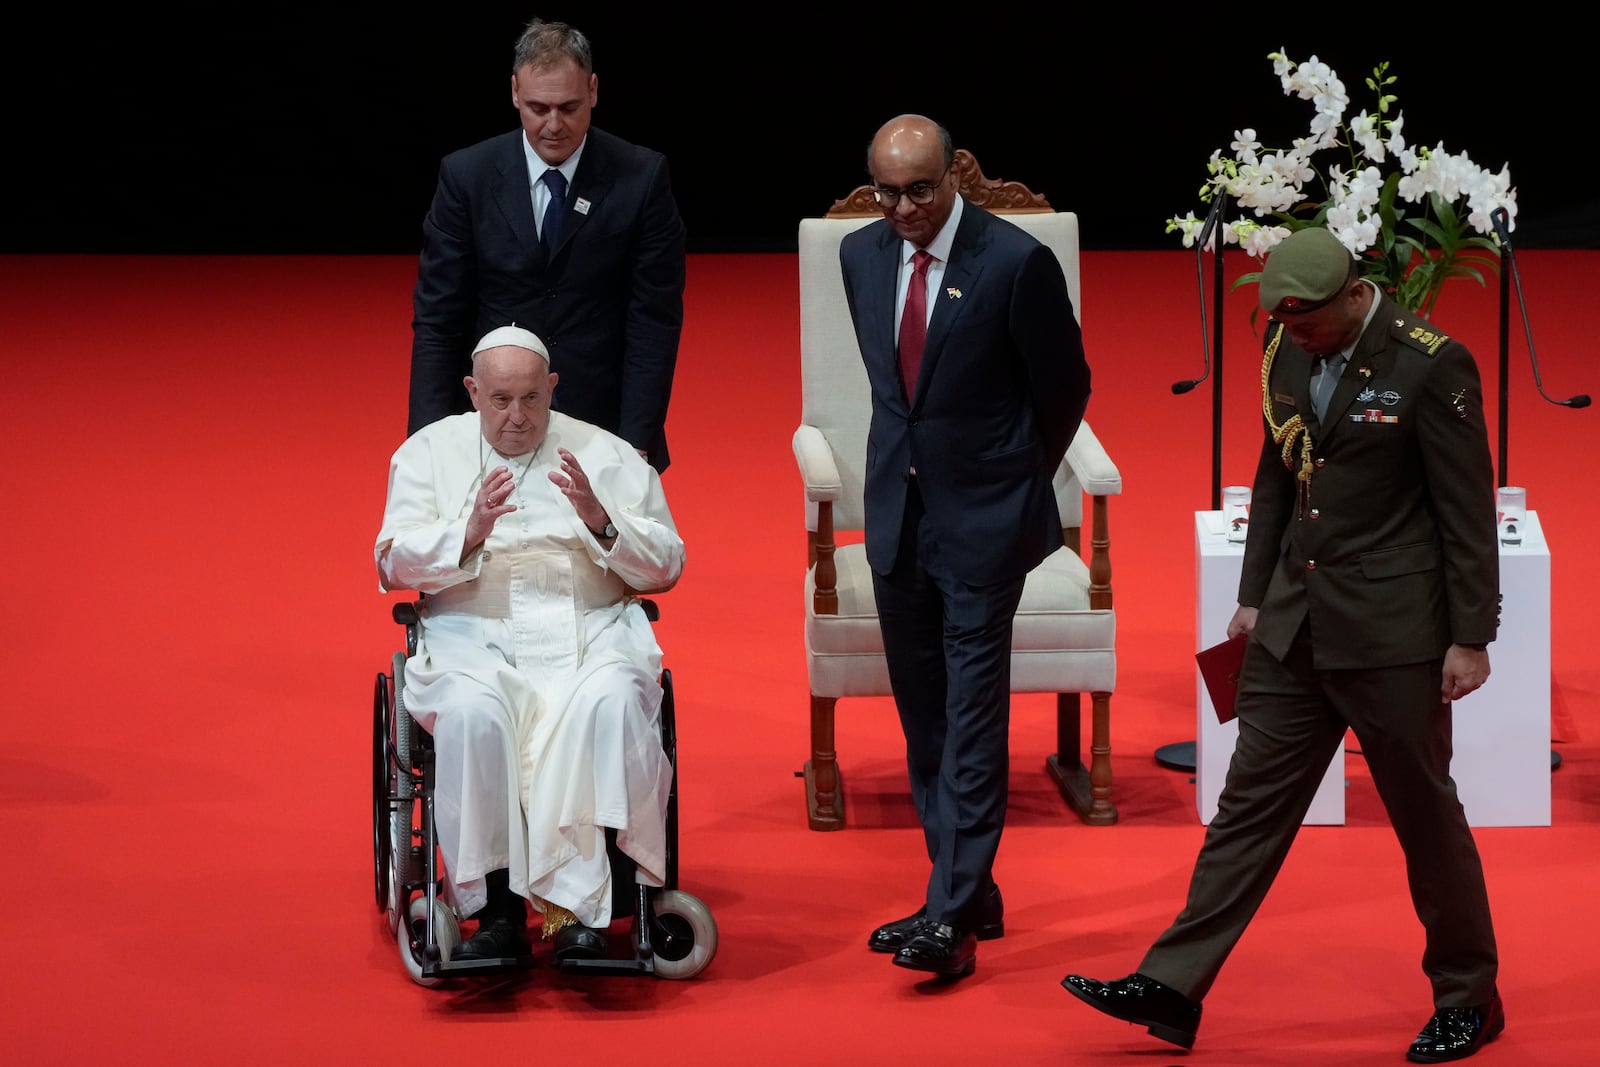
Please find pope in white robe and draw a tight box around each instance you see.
[375,326,683,959]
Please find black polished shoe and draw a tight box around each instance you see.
[1407,989,1504,1063]
[892,923,977,978]
[452,915,532,961]
[1060,972,1202,1050]
[869,885,1005,953]
[551,923,609,964]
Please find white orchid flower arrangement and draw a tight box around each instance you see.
[1169,50,1517,318]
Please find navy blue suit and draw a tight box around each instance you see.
[840,201,1090,928]
[408,127,685,470]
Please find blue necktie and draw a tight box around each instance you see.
[540,169,568,253]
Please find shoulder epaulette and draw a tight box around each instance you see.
[1389,312,1451,357]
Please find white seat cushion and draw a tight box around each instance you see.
[805,543,1116,697]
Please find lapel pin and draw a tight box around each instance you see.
[1357,366,1372,380]
[575,197,592,215]
[946,287,962,299]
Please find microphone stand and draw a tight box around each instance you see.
[1491,206,1591,774]
[1156,196,1229,774]
[1208,204,1226,511]
[1497,229,1510,487]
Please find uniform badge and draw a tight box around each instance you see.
[1451,387,1470,418]
[1356,365,1373,380]
[1358,387,1376,403]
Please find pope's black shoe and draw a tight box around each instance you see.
[551,923,609,964]
[452,915,532,962]
[869,885,1005,953]
[1406,989,1505,1063]
[892,922,977,978]
[1060,972,1202,1050]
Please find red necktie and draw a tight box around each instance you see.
[898,250,933,400]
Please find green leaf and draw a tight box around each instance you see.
[1229,270,1264,295]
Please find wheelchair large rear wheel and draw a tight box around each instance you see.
[385,652,419,936]
[372,669,393,913]
[648,889,717,980]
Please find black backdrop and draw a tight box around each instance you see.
[9,10,1595,254]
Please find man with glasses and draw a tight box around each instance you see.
[839,114,1091,979]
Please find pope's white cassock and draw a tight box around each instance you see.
[376,410,684,928]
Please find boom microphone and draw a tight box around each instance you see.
[1493,207,1591,408]
[1172,194,1227,395]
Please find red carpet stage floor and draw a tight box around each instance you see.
[3,251,1597,1065]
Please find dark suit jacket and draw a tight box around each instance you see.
[840,202,1091,586]
[408,126,686,469]
[1241,290,1499,668]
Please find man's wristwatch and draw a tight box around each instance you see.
[592,521,617,540]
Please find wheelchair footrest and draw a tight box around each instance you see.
[429,955,536,976]
[556,956,654,977]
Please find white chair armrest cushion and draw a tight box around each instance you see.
[1064,421,1122,496]
[794,424,843,503]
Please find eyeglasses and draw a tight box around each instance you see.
[871,178,943,208]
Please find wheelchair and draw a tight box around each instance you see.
[372,598,718,985]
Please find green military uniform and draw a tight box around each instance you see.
[1138,233,1500,1011]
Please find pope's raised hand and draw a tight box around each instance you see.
[464,465,516,555]
[548,448,610,536]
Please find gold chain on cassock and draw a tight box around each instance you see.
[1261,322,1316,518]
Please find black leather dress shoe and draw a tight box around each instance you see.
[869,885,1005,953]
[1407,989,1504,1063]
[892,923,977,978]
[452,916,532,961]
[551,923,609,963]
[1061,972,1202,1050]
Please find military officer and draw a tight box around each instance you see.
[1061,227,1504,1064]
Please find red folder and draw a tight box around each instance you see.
[1196,633,1248,724]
